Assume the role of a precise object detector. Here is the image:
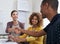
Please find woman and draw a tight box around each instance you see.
[13,12,44,44]
[6,10,24,41]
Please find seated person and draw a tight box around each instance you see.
[13,12,44,44]
[6,10,24,41]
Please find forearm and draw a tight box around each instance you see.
[19,34,27,38]
[20,29,46,37]
[6,29,11,33]
[7,29,11,33]
[16,38,27,42]
[20,38,27,42]
[6,27,9,33]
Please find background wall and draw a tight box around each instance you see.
[58,0,60,13]
[32,0,42,12]
[0,0,17,34]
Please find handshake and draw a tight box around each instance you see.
[14,27,22,34]
[8,27,25,42]
[14,27,25,34]
[8,27,23,34]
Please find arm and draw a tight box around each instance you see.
[18,35,38,42]
[14,36,37,42]
[26,36,38,42]
[6,22,9,33]
[6,22,12,33]
[14,28,46,42]
[19,29,46,37]
[13,36,27,42]
[43,35,47,44]
[19,22,24,29]
[19,34,27,38]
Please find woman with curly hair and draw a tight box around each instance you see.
[13,12,44,44]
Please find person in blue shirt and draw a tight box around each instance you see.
[15,0,60,44]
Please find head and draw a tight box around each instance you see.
[41,0,58,18]
[11,10,18,21]
[29,12,43,27]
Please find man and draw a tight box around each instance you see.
[17,0,60,44]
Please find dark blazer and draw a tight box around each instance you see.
[6,21,24,33]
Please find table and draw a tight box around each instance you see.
[0,39,17,44]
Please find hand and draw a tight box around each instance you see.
[8,35,14,38]
[8,35,14,41]
[13,37,20,42]
[13,37,26,42]
[8,28,12,33]
[14,28,21,34]
[15,27,25,34]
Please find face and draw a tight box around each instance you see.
[31,16,38,25]
[40,3,48,18]
[11,12,18,21]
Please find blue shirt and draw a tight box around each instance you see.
[44,14,60,44]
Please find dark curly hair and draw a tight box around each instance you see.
[29,12,43,27]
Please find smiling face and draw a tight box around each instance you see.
[31,16,38,25]
[11,12,18,21]
[29,12,43,27]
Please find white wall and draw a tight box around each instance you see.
[32,0,42,12]
[0,0,32,33]
[17,0,33,29]
[58,0,60,13]
[32,0,60,13]
[0,0,17,34]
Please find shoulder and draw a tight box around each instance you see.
[27,27,32,30]
[18,21,24,26]
[7,21,13,24]
[35,26,43,31]
[18,21,24,29]
[54,14,60,24]
[38,26,43,30]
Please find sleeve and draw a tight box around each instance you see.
[19,34,27,38]
[26,36,38,42]
[43,23,50,33]
[19,27,38,42]
[19,22,25,35]
[5,22,12,33]
[26,27,38,42]
[19,27,30,38]
[43,28,48,33]
[21,23,24,29]
[19,22,24,29]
